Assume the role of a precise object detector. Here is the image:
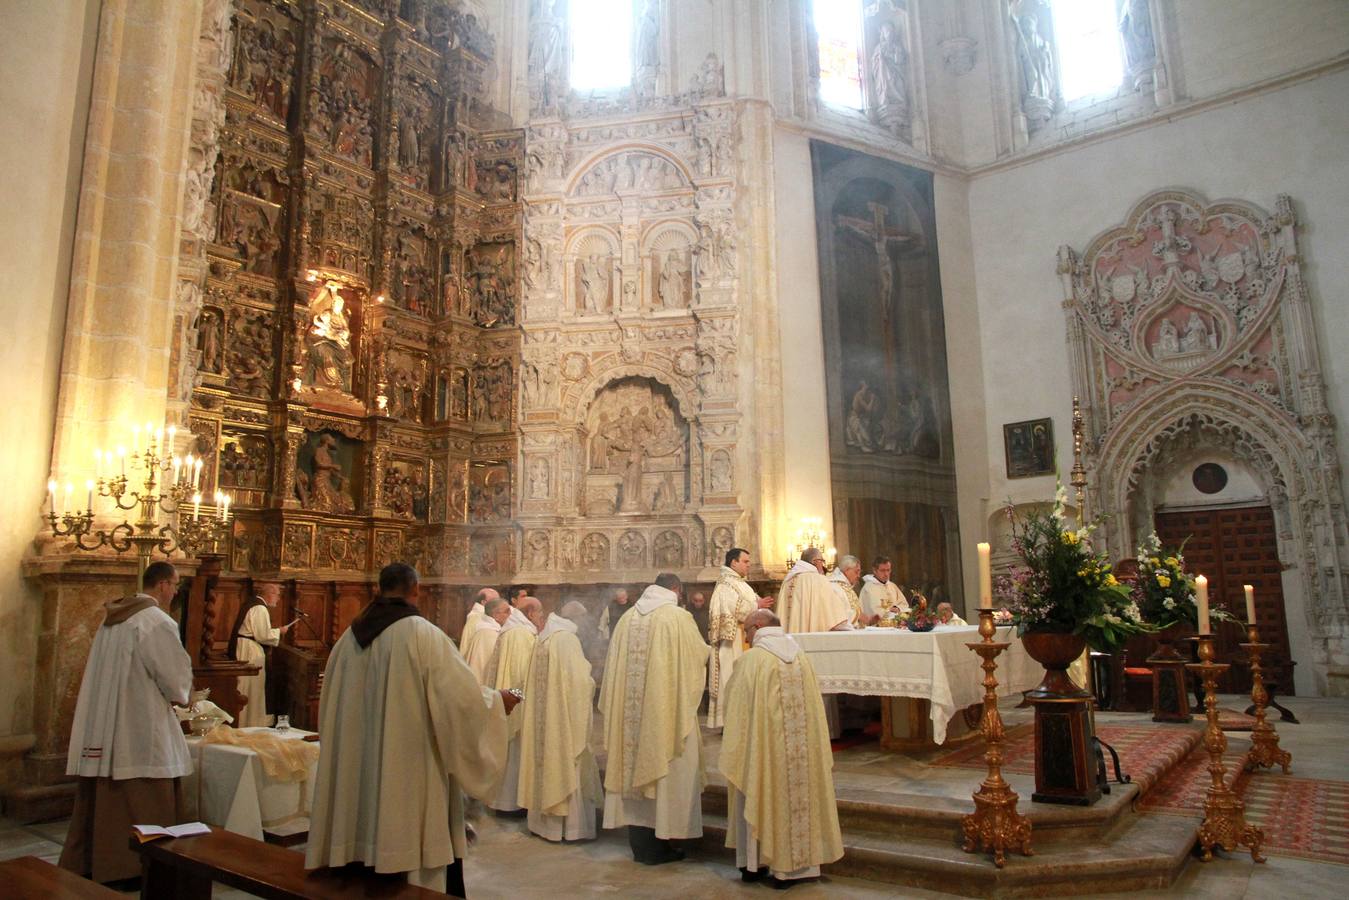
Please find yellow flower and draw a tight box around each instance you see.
[1150,557,1161,567]
[1156,573,1172,588]
[1106,574,1118,586]
[1063,531,1079,545]
[1165,557,1179,568]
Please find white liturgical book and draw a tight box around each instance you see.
[131,822,211,843]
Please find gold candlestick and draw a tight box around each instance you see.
[1241,625,1291,774]
[961,609,1033,867]
[1186,635,1265,862]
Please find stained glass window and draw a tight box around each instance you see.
[570,0,633,92]
[1050,0,1125,101]
[814,0,864,110]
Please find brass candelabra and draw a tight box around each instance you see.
[1186,635,1265,862]
[961,609,1033,867]
[1241,624,1292,774]
[44,428,231,590]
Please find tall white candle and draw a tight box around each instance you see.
[193,492,201,521]
[47,479,56,513]
[85,480,93,511]
[977,542,992,608]
[1244,584,1256,625]
[1195,575,1210,635]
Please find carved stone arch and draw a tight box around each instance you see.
[564,141,697,196]
[566,362,697,425]
[638,219,697,254]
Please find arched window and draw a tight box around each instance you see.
[1049,0,1124,101]
[813,0,865,109]
[570,0,633,92]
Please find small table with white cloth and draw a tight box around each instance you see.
[791,625,1044,749]
[181,726,319,843]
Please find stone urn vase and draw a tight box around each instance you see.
[1021,630,1091,700]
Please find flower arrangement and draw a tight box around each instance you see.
[901,592,937,632]
[996,485,1152,652]
[1134,533,1198,629]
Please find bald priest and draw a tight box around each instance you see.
[778,547,852,633]
[517,605,602,841]
[485,595,544,813]
[306,563,519,894]
[600,573,710,864]
[722,610,844,886]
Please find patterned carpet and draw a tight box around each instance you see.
[930,722,1204,795]
[1135,741,1251,815]
[1242,776,1349,866]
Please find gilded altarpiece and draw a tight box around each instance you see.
[181,0,522,666]
[811,141,962,607]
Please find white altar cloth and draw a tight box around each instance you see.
[791,625,1044,744]
[181,726,318,841]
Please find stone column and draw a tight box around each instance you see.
[13,0,205,820]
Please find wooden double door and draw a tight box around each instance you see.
[1154,505,1293,695]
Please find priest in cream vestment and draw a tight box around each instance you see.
[485,595,543,812]
[778,548,852,633]
[231,582,293,727]
[722,610,843,886]
[60,563,192,884]
[858,556,909,623]
[458,586,499,652]
[828,555,864,628]
[600,574,710,864]
[306,564,516,895]
[517,611,602,841]
[463,597,510,683]
[707,547,770,729]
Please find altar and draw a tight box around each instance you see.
[792,625,1044,749]
[180,727,319,844]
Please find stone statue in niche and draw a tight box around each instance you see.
[653,530,683,568]
[525,530,551,570]
[467,243,515,328]
[527,457,550,499]
[1180,312,1214,353]
[579,532,609,570]
[477,162,516,202]
[709,450,732,493]
[452,368,469,420]
[869,20,910,135]
[618,531,645,567]
[295,432,356,514]
[578,254,610,314]
[634,0,660,96]
[470,361,512,425]
[521,354,557,410]
[711,526,734,564]
[393,233,432,314]
[1118,0,1156,73]
[657,249,689,309]
[585,378,687,515]
[690,52,725,97]
[303,282,354,393]
[528,0,564,109]
[197,308,223,374]
[1009,0,1056,113]
[1152,319,1180,358]
[222,199,280,276]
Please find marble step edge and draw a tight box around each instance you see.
[693,812,1195,898]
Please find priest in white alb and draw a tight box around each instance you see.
[778,547,852,633]
[829,554,864,628]
[858,555,909,624]
[305,563,518,895]
[722,609,844,887]
[485,595,544,813]
[600,573,709,864]
[707,547,772,729]
[230,581,295,727]
[516,605,602,841]
[463,597,511,683]
[458,586,499,652]
[59,562,193,885]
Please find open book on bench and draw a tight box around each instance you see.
[132,822,212,843]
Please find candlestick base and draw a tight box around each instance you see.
[1241,633,1292,775]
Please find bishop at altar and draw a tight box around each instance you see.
[779,548,852,634]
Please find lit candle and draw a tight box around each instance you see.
[977,542,992,608]
[171,456,180,486]
[85,479,93,511]
[1244,584,1256,625]
[192,492,201,521]
[1195,575,1210,635]
[222,494,231,522]
[167,425,176,446]
[217,492,226,522]
[47,479,56,513]
[63,482,72,517]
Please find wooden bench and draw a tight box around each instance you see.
[131,826,446,899]
[0,856,121,897]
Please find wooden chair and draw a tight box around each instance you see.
[132,826,446,899]
[0,856,121,898]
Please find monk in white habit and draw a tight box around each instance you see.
[60,562,192,886]
[707,547,772,729]
[516,606,602,841]
[459,586,499,651]
[600,573,709,865]
[306,563,518,895]
[722,610,843,887]
[463,597,511,683]
[486,595,544,813]
[779,547,852,634]
[858,555,909,624]
[230,582,295,727]
[829,554,865,628]
[936,602,969,626]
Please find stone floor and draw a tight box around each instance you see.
[2,694,1344,898]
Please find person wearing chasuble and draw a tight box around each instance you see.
[707,547,773,729]
[516,605,602,841]
[485,595,544,813]
[722,610,843,887]
[459,586,500,652]
[858,555,909,625]
[60,562,192,887]
[306,563,518,895]
[828,554,865,628]
[778,547,853,634]
[600,573,710,865]
[231,581,295,727]
[463,597,511,683]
